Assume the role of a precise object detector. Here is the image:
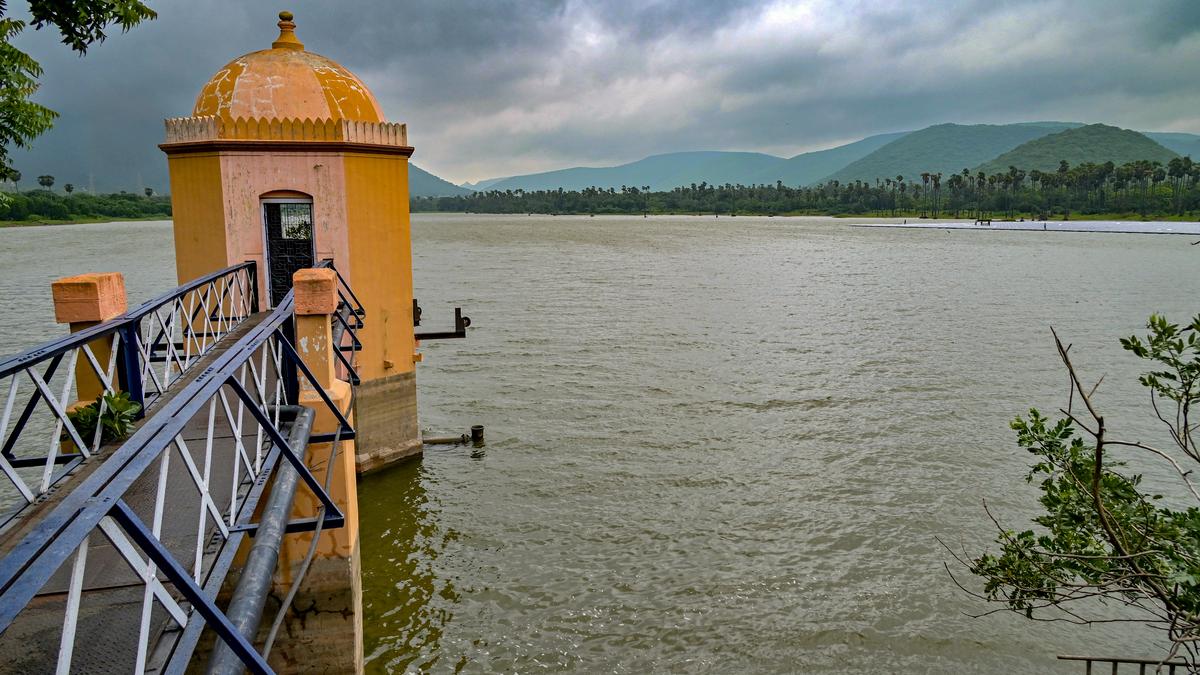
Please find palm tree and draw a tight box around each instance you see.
[64,183,74,194]
[37,174,53,190]
[919,172,931,217]
[946,173,965,218]
[1167,157,1187,214]
[932,172,943,217]
[975,171,987,220]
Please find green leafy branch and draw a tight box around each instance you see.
[949,314,1200,666]
[0,0,155,180]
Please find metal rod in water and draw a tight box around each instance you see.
[424,434,468,445]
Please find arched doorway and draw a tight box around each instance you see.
[261,193,315,307]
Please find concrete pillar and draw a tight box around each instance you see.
[266,268,363,673]
[50,273,127,404]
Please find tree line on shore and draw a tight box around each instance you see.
[0,187,170,222]
[413,157,1200,219]
[5,157,1197,223]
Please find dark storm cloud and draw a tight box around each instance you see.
[9,0,1200,190]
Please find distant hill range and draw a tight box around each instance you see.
[15,120,1194,198]
[975,124,1178,174]
[823,122,1078,184]
[470,132,906,193]
[1143,132,1200,157]
[458,122,1199,194]
[410,165,472,197]
[471,151,785,193]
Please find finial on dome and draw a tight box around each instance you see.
[272,10,304,50]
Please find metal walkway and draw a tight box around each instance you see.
[0,262,364,674]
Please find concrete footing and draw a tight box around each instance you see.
[264,543,364,673]
[353,371,422,473]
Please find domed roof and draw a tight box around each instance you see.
[193,12,384,124]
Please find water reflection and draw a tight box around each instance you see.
[360,459,457,673]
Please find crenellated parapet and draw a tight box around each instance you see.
[163,115,409,148]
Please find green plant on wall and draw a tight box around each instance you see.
[66,391,141,445]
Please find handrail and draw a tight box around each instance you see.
[318,259,363,385]
[0,262,256,379]
[0,262,258,527]
[317,259,364,318]
[1058,654,1189,673]
[126,261,258,322]
[0,281,358,673]
[0,318,124,379]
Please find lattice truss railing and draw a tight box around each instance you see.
[320,259,364,386]
[0,331,121,510]
[0,264,257,526]
[133,263,258,407]
[0,291,354,674]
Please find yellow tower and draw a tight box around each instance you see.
[162,11,421,469]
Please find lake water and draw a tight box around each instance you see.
[2,215,1197,673]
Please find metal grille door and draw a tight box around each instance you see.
[264,202,315,307]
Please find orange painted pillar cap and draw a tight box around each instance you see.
[51,272,127,324]
[293,268,338,315]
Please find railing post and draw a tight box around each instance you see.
[273,268,363,672]
[50,273,127,405]
[246,261,260,314]
[282,314,299,405]
[115,321,145,416]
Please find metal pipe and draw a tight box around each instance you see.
[207,405,314,675]
[423,434,468,445]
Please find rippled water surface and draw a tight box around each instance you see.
[2,216,1197,673]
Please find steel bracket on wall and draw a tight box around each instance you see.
[414,303,471,340]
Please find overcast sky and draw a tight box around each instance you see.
[10,0,1200,189]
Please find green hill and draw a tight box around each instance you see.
[410,165,473,197]
[746,132,909,186]
[463,122,1193,193]
[1144,132,1200,158]
[483,151,787,192]
[473,133,908,193]
[820,122,1075,185]
[975,124,1178,174]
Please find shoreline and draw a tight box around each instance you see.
[853,221,1200,235]
[412,210,1200,222]
[7,213,1199,234]
[0,215,171,228]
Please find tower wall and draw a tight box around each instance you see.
[167,148,355,310]
[164,132,422,470]
[216,150,352,309]
[164,17,422,478]
[156,13,420,672]
[166,152,229,286]
[343,153,420,469]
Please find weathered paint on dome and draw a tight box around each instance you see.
[193,14,384,124]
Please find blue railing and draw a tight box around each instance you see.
[121,261,259,408]
[1059,654,1190,673]
[320,259,364,386]
[0,263,257,525]
[0,282,354,673]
